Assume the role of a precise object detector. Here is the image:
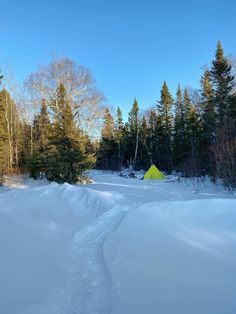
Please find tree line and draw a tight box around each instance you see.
[96,41,236,189]
[0,59,102,184]
[0,41,235,188]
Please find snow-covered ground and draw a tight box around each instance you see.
[0,171,236,314]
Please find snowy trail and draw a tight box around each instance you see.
[67,205,129,314]
[1,172,236,314]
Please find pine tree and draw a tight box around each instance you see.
[148,110,157,164]
[115,107,124,170]
[157,81,173,173]
[183,88,192,117]
[210,41,235,124]
[173,85,187,167]
[127,98,140,170]
[148,110,158,165]
[138,116,150,169]
[199,70,217,175]
[201,70,216,140]
[46,84,94,183]
[29,100,52,179]
[186,105,202,176]
[18,121,32,171]
[96,108,118,170]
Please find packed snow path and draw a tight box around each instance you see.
[0,172,236,314]
[68,205,128,314]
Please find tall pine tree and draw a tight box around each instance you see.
[126,99,140,170]
[46,84,94,183]
[210,41,235,124]
[199,69,216,175]
[157,81,173,173]
[29,99,52,178]
[173,85,186,167]
[96,108,118,170]
[115,107,124,170]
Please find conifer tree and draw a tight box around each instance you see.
[29,100,51,178]
[115,107,124,170]
[186,105,202,176]
[173,85,186,167]
[157,81,173,172]
[210,41,235,124]
[46,84,94,183]
[18,121,30,170]
[138,116,150,169]
[127,98,140,170]
[200,70,216,175]
[183,88,191,118]
[148,110,158,165]
[201,70,216,140]
[96,108,118,170]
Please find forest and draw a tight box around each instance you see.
[0,41,235,188]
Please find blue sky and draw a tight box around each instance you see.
[0,0,235,117]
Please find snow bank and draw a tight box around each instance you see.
[105,198,236,314]
[0,182,125,314]
[0,172,235,314]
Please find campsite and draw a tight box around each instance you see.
[0,1,236,313]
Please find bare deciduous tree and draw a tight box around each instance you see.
[25,57,105,136]
[0,68,23,174]
[212,121,236,190]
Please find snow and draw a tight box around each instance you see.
[0,171,236,314]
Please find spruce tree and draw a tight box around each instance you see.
[183,88,191,118]
[173,85,186,167]
[201,70,216,140]
[210,41,235,124]
[148,110,157,165]
[29,100,52,179]
[115,107,124,170]
[128,98,140,170]
[199,70,216,175]
[96,108,118,170]
[186,105,202,176]
[157,81,173,173]
[46,84,94,183]
[138,116,150,170]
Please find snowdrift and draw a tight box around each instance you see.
[0,173,236,314]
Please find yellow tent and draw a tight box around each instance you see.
[143,164,166,180]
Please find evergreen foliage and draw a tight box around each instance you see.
[210,41,235,124]
[96,108,118,170]
[173,85,186,166]
[45,84,95,183]
[157,81,173,173]
[127,98,140,170]
[0,41,235,187]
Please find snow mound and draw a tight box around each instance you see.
[0,182,126,314]
[0,172,236,314]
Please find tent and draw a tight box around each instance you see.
[143,164,166,180]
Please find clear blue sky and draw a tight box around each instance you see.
[0,0,236,117]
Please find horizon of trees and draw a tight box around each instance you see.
[0,41,235,188]
[97,41,236,189]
